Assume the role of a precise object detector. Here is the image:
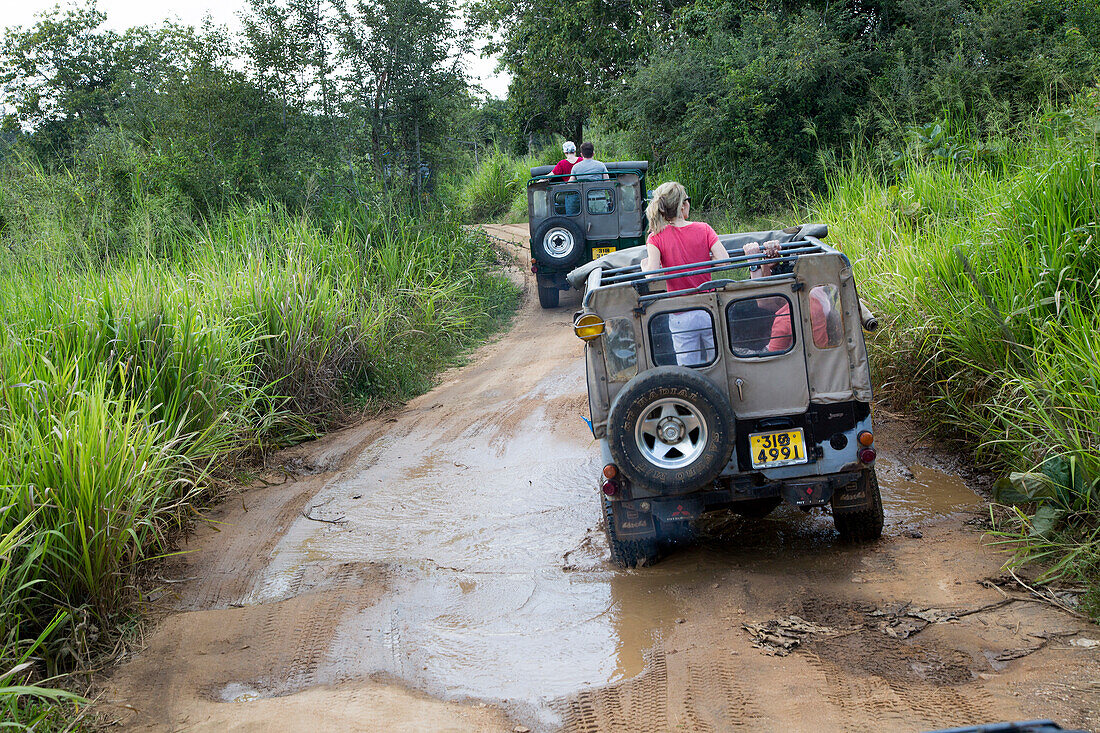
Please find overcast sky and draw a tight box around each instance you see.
[3,0,509,98]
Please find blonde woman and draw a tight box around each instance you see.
[641,182,727,365]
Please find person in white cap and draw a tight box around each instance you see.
[551,141,580,178]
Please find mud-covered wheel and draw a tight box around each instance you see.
[531,216,585,269]
[607,366,735,492]
[602,494,659,568]
[536,274,560,309]
[832,469,884,542]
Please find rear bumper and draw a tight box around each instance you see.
[608,470,864,538]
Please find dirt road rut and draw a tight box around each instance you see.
[104,223,1099,732]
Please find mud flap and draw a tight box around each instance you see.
[831,477,871,513]
[781,481,834,508]
[651,497,704,525]
[612,504,656,538]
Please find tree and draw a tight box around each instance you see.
[0,4,121,153]
[469,0,667,146]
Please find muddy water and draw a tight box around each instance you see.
[247,371,983,727]
[878,456,981,525]
[247,362,712,725]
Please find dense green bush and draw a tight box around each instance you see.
[812,90,1100,604]
[482,0,1100,211]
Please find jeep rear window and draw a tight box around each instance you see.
[530,189,549,220]
[554,191,581,216]
[618,176,640,213]
[586,189,614,215]
[726,295,795,357]
[648,309,716,367]
[809,285,843,349]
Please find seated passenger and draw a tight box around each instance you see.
[641,181,728,365]
[550,141,579,178]
[569,142,609,182]
[766,285,830,352]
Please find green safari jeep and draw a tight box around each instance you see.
[526,161,649,308]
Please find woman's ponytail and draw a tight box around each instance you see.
[646,181,689,236]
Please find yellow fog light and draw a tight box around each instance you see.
[574,313,605,341]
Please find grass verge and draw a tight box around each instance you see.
[0,200,519,724]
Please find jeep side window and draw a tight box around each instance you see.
[586,189,614,215]
[554,191,581,216]
[809,285,843,349]
[648,309,717,367]
[727,295,795,357]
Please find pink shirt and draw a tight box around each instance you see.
[649,222,721,291]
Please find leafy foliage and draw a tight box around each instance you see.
[812,90,1100,606]
[474,0,1100,208]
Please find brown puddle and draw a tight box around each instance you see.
[877,458,981,525]
[235,367,983,726]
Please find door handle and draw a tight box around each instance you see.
[735,378,745,401]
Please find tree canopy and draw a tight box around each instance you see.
[474,0,1100,207]
[0,0,485,216]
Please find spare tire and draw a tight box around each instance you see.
[531,216,585,268]
[608,366,735,493]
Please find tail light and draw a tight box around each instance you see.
[603,464,618,479]
[602,480,619,496]
[859,448,877,464]
[858,431,874,447]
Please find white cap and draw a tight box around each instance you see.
[563,141,576,154]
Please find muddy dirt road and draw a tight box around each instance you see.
[105,223,1099,732]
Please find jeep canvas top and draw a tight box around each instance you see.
[569,224,883,566]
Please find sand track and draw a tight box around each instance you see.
[102,224,1099,732]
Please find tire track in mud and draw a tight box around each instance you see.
[806,651,998,732]
[559,645,767,732]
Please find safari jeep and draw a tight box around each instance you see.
[568,225,884,566]
[527,161,649,308]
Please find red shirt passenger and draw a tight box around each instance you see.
[647,222,723,292]
[641,182,728,366]
[551,141,579,177]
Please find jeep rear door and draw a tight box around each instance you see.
[716,289,810,419]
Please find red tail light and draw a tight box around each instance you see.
[602,480,619,496]
[859,448,877,464]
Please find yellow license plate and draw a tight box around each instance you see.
[592,246,616,258]
[749,429,808,469]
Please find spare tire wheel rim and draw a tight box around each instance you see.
[635,397,709,469]
[543,227,576,259]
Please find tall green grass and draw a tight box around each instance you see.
[811,90,1100,608]
[453,148,554,223]
[0,198,518,719]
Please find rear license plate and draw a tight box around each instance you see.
[592,246,615,258]
[749,428,809,469]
